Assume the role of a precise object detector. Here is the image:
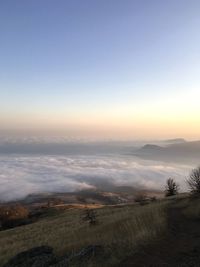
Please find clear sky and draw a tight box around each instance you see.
[1,0,200,139]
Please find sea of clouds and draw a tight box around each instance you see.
[0,152,192,202]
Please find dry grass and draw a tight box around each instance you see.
[182,196,200,219]
[0,201,168,266]
[0,204,29,225]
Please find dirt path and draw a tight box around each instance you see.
[119,201,200,267]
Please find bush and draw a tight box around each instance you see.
[150,196,157,202]
[82,209,97,226]
[187,166,200,195]
[134,192,148,205]
[47,198,64,207]
[165,178,179,197]
[0,204,29,229]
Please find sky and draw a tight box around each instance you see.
[1,0,200,140]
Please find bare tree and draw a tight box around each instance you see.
[187,166,200,194]
[165,178,179,197]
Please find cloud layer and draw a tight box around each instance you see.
[0,154,192,202]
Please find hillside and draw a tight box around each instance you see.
[135,140,200,163]
[1,195,200,266]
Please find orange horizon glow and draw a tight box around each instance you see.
[1,88,200,140]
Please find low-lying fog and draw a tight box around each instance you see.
[0,137,196,202]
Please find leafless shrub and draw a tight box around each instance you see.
[187,166,200,195]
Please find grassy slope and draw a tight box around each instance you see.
[121,196,200,267]
[0,201,167,267]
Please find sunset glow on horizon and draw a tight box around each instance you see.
[1,1,200,140]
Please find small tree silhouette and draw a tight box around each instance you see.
[165,178,179,197]
[82,209,97,226]
[187,166,200,195]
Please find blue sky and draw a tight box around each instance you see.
[1,0,200,139]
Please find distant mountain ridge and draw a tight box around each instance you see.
[136,140,200,163]
[140,144,163,150]
[164,138,187,144]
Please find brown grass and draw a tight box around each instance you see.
[0,201,167,266]
[0,204,29,229]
